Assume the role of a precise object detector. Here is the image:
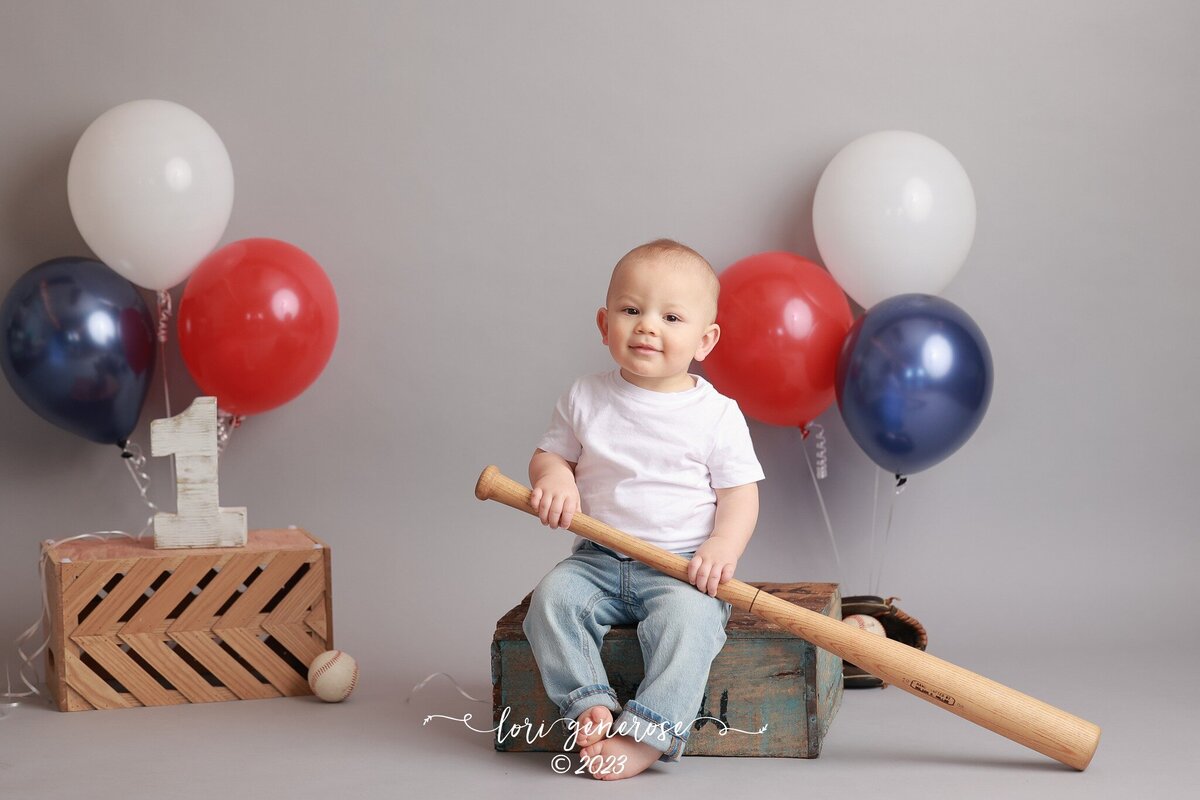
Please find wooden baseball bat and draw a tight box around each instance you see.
[475,466,1100,770]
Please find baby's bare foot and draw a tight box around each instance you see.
[579,734,661,780]
[574,706,613,750]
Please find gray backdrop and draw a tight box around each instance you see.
[1,2,1196,798]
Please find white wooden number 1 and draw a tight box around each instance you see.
[151,396,248,549]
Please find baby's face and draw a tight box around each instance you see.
[598,255,719,392]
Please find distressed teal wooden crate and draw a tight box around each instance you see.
[491,582,842,757]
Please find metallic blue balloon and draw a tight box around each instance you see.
[836,294,993,475]
[1,257,155,445]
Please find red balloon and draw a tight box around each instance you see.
[704,252,852,427]
[178,238,338,416]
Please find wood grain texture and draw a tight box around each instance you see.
[151,396,247,548]
[476,466,1101,770]
[42,528,332,711]
[493,583,842,757]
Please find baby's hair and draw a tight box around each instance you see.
[608,238,720,321]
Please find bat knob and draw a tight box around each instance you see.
[475,465,500,501]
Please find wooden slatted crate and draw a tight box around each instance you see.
[41,528,333,711]
[492,582,842,757]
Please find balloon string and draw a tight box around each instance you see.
[868,467,880,593]
[405,672,488,704]
[806,424,828,480]
[801,427,842,586]
[121,442,158,539]
[217,409,245,456]
[3,444,158,713]
[156,290,176,492]
[155,289,172,347]
[869,475,905,596]
[1,530,146,715]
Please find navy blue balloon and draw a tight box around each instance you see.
[836,294,993,475]
[1,257,155,445]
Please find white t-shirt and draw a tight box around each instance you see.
[536,369,765,554]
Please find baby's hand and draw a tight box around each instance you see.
[529,476,580,530]
[688,537,741,597]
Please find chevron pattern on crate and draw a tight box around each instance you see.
[43,529,332,711]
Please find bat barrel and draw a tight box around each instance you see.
[749,591,1100,770]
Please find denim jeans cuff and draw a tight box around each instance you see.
[613,700,688,762]
[560,683,621,724]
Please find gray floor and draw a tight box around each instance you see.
[4,642,1194,799]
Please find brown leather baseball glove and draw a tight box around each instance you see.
[841,595,928,689]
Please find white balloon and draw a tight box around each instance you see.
[813,131,975,309]
[68,100,234,291]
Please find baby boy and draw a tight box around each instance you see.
[523,239,764,779]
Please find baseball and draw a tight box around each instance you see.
[308,650,359,702]
[843,614,886,636]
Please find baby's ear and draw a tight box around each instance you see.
[693,323,720,361]
[596,307,609,344]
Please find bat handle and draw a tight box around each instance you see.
[476,466,542,519]
[475,465,728,587]
[474,465,509,503]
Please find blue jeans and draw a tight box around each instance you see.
[522,540,732,761]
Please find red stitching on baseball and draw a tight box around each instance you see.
[309,651,342,685]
